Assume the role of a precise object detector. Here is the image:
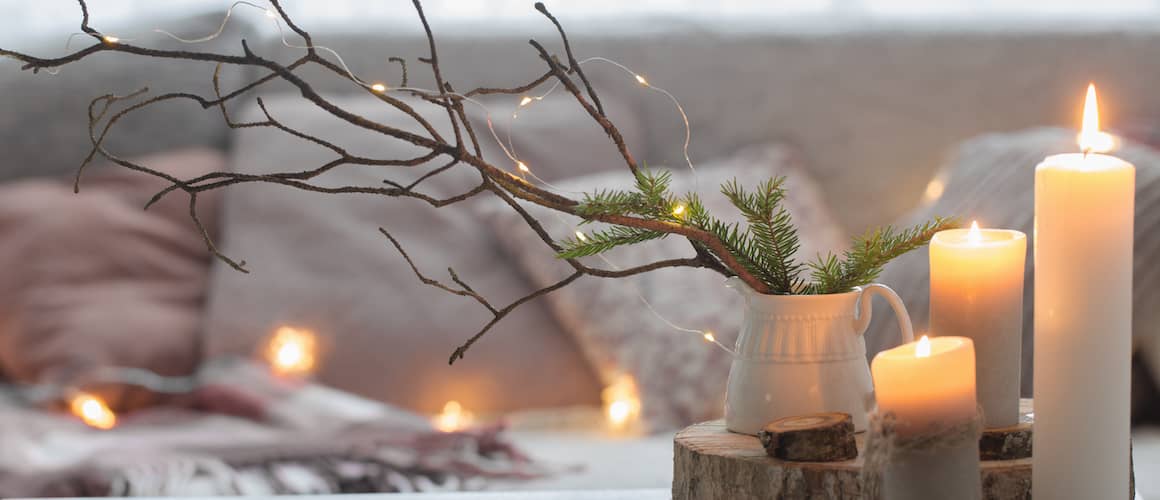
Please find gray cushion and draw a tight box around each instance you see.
[866,127,1160,396]
[0,13,256,182]
[202,90,646,414]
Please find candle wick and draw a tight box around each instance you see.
[1082,147,1091,159]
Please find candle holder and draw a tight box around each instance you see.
[862,409,983,500]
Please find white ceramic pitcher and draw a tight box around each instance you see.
[724,277,914,434]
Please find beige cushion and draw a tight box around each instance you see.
[203,91,647,414]
[866,127,1160,396]
[481,144,847,431]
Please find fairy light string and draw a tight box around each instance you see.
[19,0,733,425]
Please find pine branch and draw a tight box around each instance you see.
[557,225,667,259]
[720,178,803,294]
[809,216,959,294]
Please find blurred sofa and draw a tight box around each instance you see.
[3,11,1160,419]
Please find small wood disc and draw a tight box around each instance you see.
[758,412,857,462]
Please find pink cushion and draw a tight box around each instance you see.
[0,148,225,409]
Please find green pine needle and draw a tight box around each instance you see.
[557,226,667,259]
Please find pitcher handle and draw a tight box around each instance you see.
[852,283,914,344]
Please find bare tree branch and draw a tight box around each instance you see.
[2,0,780,363]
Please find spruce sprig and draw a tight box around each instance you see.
[557,226,667,259]
[558,169,957,295]
[807,217,957,293]
[720,178,804,293]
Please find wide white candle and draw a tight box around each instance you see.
[872,336,981,500]
[1033,84,1134,500]
[930,222,1027,428]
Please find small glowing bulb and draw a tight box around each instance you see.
[966,220,983,245]
[634,74,648,86]
[672,204,686,217]
[265,326,318,377]
[517,161,530,173]
[265,9,277,18]
[370,83,387,93]
[519,96,534,107]
[575,231,588,242]
[703,331,715,342]
[602,375,640,431]
[102,35,119,44]
[69,393,116,430]
[608,401,630,423]
[915,335,932,358]
[434,400,474,432]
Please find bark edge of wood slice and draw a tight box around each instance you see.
[758,412,857,462]
[979,422,1032,461]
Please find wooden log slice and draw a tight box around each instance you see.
[674,399,1037,500]
[675,399,1136,499]
[759,412,857,462]
[979,416,1033,461]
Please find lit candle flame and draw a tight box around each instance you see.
[602,375,641,431]
[434,400,474,432]
[915,335,932,359]
[265,326,318,377]
[1077,83,1115,154]
[69,392,117,430]
[966,220,983,245]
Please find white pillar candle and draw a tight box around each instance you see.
[930,222,1027,428]
[1033,84,1133,500]
[872,336,981,500]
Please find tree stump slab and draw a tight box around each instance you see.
[673,400,1035,500]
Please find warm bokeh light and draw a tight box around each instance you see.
[703,331,716,342]
[602,374,641,431]
[69,392,116,430]
[1077,83,1116,154]
[517,161,530,173]
[966,220,982,245]
[672,204,686,217]
[634,74,648,86]
[265,326,318,377]
[915,335,932,358]
[370,82,387,93]
[922,177,946,203]
[434,400,474,432]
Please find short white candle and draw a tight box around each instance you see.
[1033,84,1133,500]
[930,222,1027,428]
[872,335,977,436]
[872,336,981,500]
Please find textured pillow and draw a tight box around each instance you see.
[202,90,646,415]
[866,127,1160,397]
[0,148,224,409]
[480,144,847,431]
